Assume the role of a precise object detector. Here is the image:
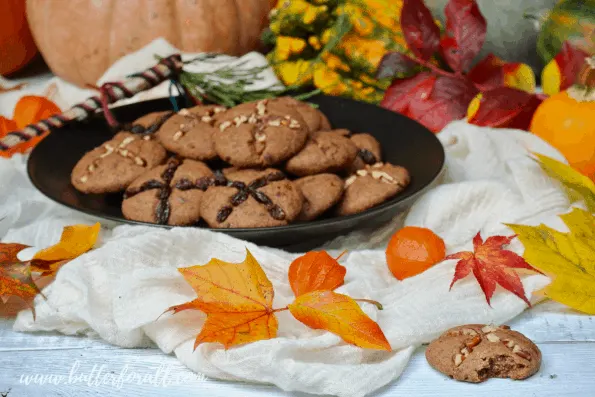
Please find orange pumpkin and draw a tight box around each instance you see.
[0,0,38,76]
[26,0,274,87]
[530,58,595,180]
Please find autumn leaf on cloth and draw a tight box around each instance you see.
[447,233,541,306]
[533,153,595,213]
[288,290,391,351]
[31,223,101,275]
[288,251,346,297]
[0,243,42,314]
[508,209,595,314]
[166,249,278,349]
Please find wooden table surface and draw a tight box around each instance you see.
[1,300,594,397]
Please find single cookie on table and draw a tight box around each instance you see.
[122,158,213,226]
[71,132,167,194]
[267,96,331,133]
[285,130,359,176]
[295,174,344,221]
[336,162,410,216]
[426,324,541,383]
[200,168,304,228]
[213,99,309,167]
[156,105,226,160]
[350,133,382,171]
[126,111,174,136]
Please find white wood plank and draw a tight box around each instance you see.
[1,343,593,397]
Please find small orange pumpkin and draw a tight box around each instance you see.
[530,57,595,180]
[26,0,274,87]
[0,0,38,76]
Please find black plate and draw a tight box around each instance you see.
[27,95,444,251]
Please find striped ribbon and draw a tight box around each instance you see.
[0,54,184,153]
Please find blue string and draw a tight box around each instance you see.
[168,79,180,112]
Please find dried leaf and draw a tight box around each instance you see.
[376,52,418,80]
[466,87,543,130]
[288,290,391,351]
[288,251,347,297]
[13,95,61,130]
[533,153,595,213]
[447,233,540,306]
[31,223,101,275]
[0,116,17,139]
[0,243,42,317]
[401,0,441,61]
[441,0,487,72]
[508,209,595,314]
[542,41,589,96]
[166,249,278,349]
[467,54,536,93]
[382,73,478,133]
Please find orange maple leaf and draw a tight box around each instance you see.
[31,223,101,275]
[446,233,541,306]
[166,249,278,349]
[288,251,347,297]
[288,290,391,351]
[0,243,43,317]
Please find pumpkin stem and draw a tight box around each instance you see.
[569,56,595,102]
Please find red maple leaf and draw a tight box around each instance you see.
[446,233,541,306]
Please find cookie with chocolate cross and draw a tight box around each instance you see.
[156,105,227,160]
[213,99,309,167]
[71,132,167,194]
[200,168,304,228]
[121,157,213,226]
[336,162,410,216]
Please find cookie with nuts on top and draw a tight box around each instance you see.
[349,133,382,171]
[213,99,309,168]
[126,111,174,136]
[200,168,304,228]
[71,132,167,194]
[285,130,359,176]
[267,96,331,133]
[295,174,344,221]
[156,105,226,161]
[336,162,410,216]
[122,157,213,226]
[426,324,541,383]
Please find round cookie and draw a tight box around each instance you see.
[71,132,167,194]
[295,174,344,221]
[122,158,213,226]
[200,168,304,228]
[336,162,410,216]
[350,133,383,171]
[126,111,174,135]
[285,131,359,176]
[426,324,542,383]
[268,96,331,133]
[213,99,309,167]
[156,105,227,160]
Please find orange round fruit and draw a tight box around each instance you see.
[386,226,446,280]
[530,89,595,180]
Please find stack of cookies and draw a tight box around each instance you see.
[71,97,411,228]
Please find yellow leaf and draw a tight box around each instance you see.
[503,63,536,93]
[508,209,595,314]
[288,290,391,351]
[533,153,595,213]
[541,59,562,96]
[31,223,101,275]
[166,249,278,349]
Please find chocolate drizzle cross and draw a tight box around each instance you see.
[210,170,288,223]
[123,158,211,225]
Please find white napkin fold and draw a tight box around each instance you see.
[0,39,575,397]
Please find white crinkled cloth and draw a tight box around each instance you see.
[0,39,575,397]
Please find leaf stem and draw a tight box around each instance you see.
[412,56,462,80]
[335,250,348,262]
[272,307,289,313]
[353,298,384,310]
